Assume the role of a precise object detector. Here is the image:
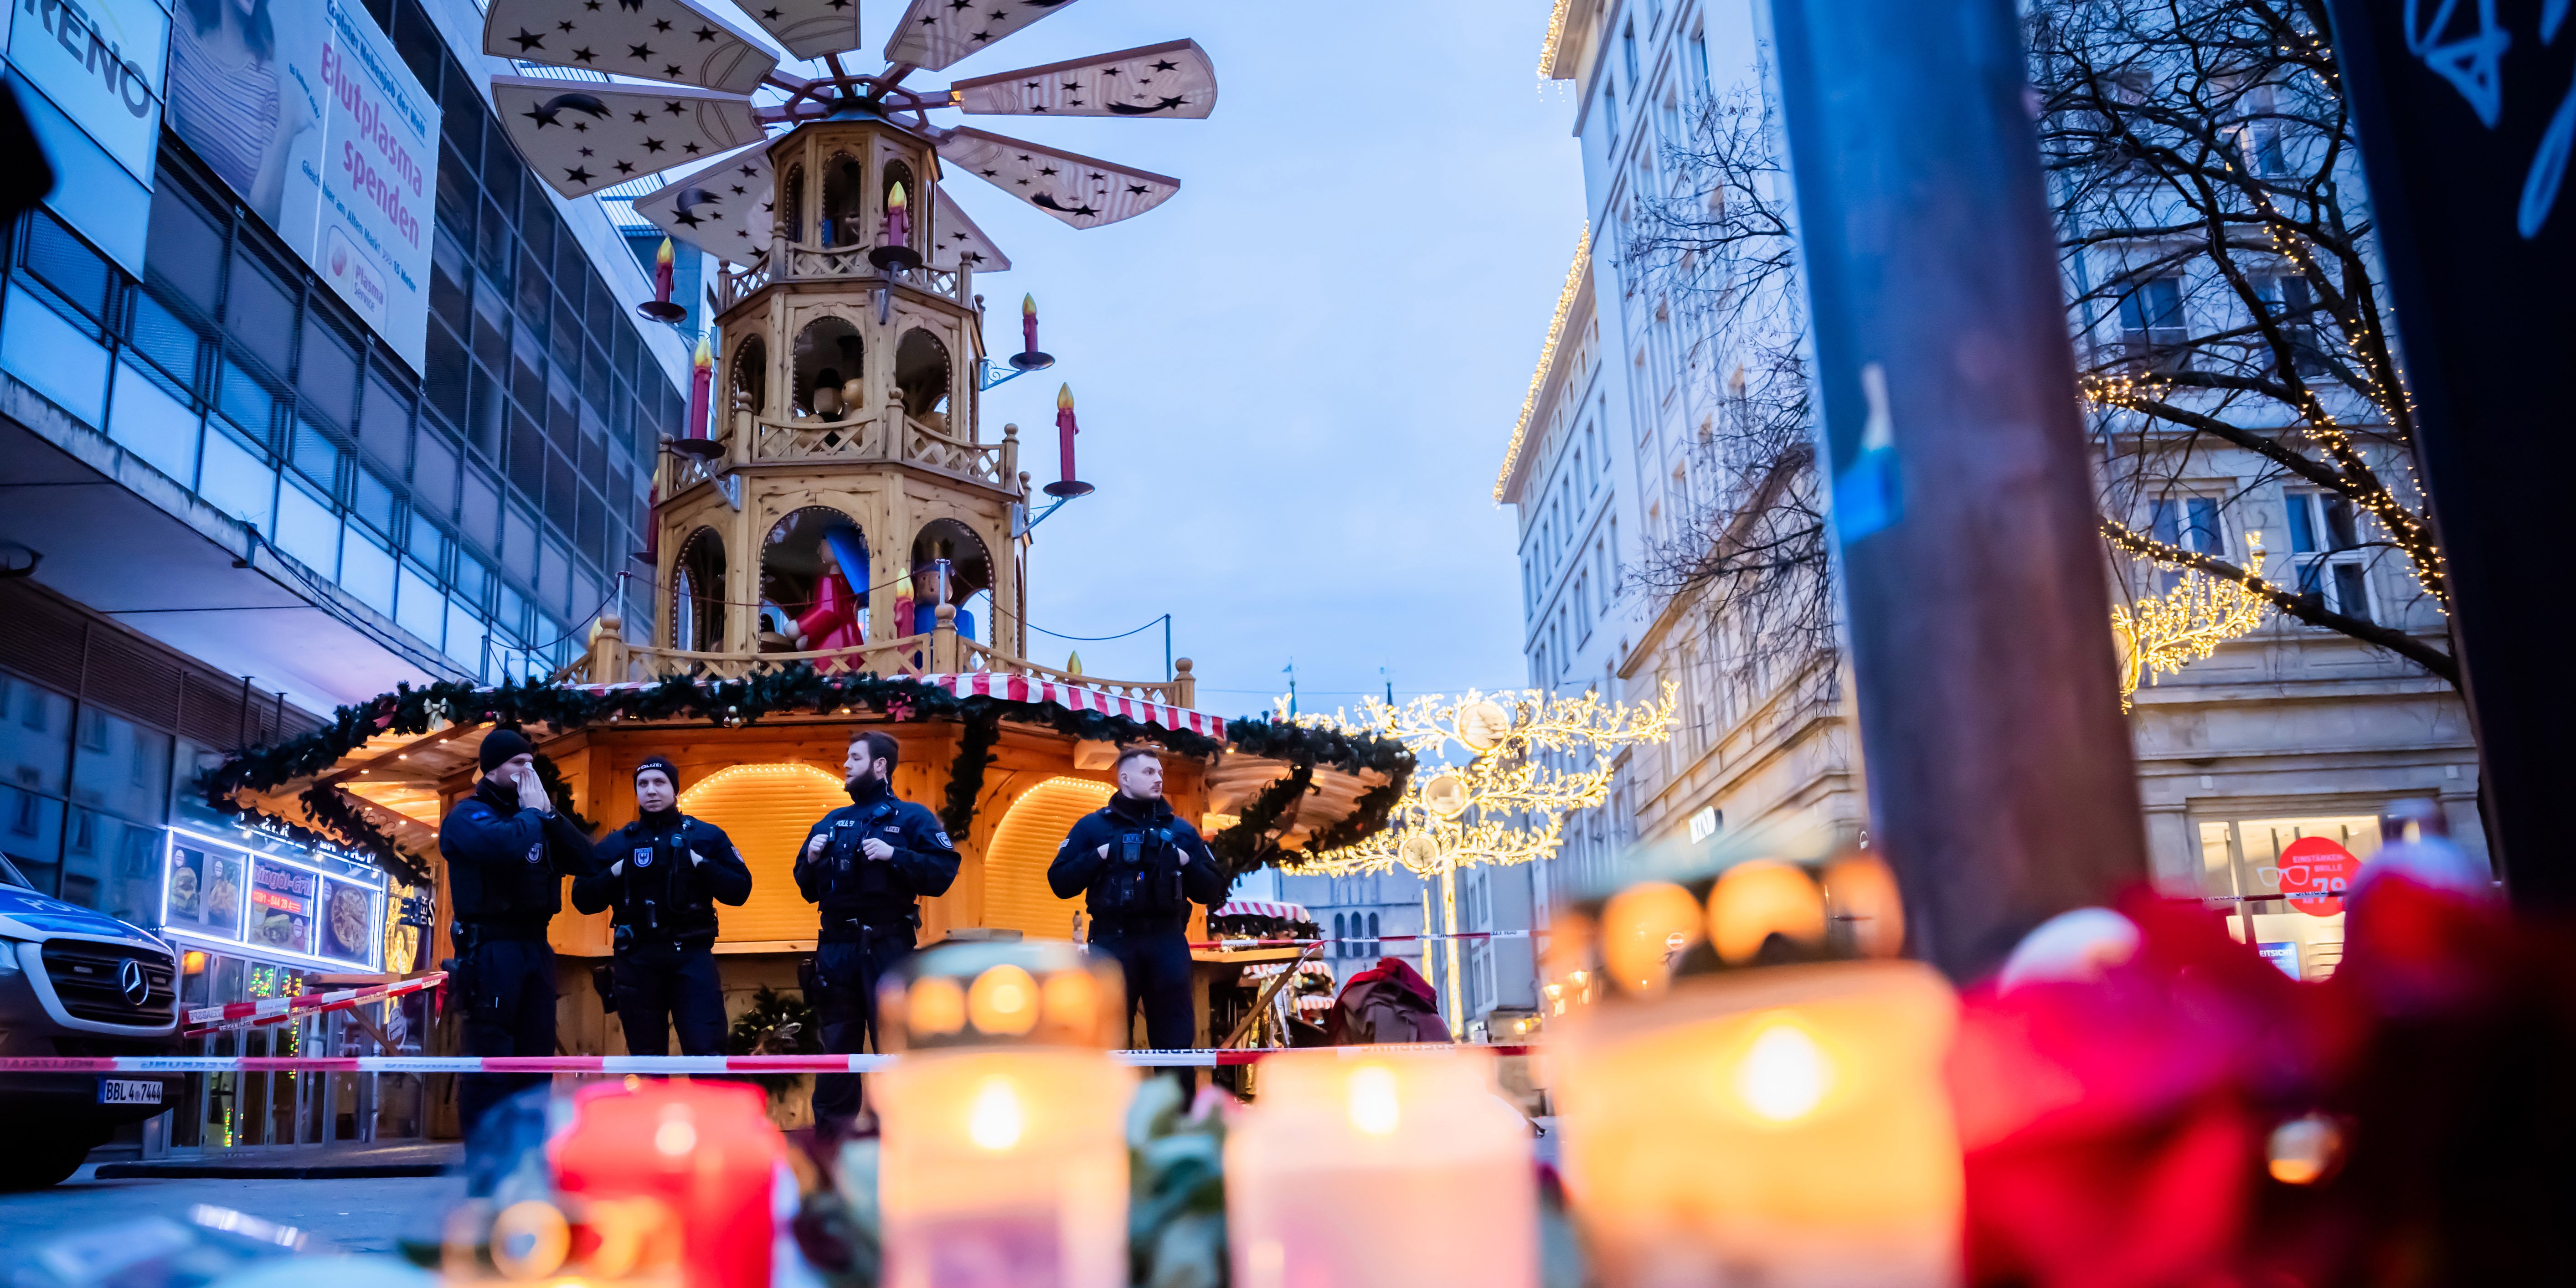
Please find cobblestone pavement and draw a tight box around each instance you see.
[0,1167,460,1272]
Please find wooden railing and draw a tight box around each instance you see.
[752,413,881,463]
[715,242,972,312]
[582,610,1196,709]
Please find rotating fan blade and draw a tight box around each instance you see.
[483,0,776,94]
[882,0,1089,72]
[725,0,862,61]
[631,147,775,262]
[930,186,1010,272]
[493,77,764,199]
[938,128,1179,228]
[949,39,1216,119]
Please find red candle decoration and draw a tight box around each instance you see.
[1057,382,1078,480]
[1022,293,1039,355]
[552,1080,783,1288]
[688,334,714,439]
[639,237,686,323]
[883,180,910,250]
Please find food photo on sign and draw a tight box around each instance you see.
[247,856,318,953]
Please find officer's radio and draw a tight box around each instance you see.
[1095,826,1183,916]
[826,802,901,901]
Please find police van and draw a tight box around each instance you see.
[0,851,181,1188]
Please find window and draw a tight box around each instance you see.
[2254,273,2332,377]
[1334,912,1348,959]
[1690,30,1710,90]
[1604,77,1619,151]
[2117,275,2189,371]
[2237,84,2289,176]
[2150,495,2224,556]
[2284,489,2374,623]
[1623,21,1640,82]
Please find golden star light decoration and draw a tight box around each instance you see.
[1283,685,1678,879]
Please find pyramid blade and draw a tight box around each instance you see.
[727,0,862,62]
[631,147,776,263]
[882,0,1090,72]
[484,0,777,94]
[937,128,1179,228]
[949,39,1216,119]
[493,77,765,199]
[930,186,1010,272]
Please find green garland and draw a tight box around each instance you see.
[208,669,1413,879]
[1207,762,1314,881]
[939,710,1003,840]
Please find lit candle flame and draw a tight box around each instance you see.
[887,180,908,211]
[691,333,713,369]
[968,1077,1024,1151]
[655,237,674,266]
[653,1110,697,1157]
[1022,293,1037,317]
[1057,382,1074,411]
[1735,1018,1831,1123]
[1346,1064,1401,1136]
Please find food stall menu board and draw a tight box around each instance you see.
[164,845,249,941]
[247,857,319,956]
[317,876,380,966]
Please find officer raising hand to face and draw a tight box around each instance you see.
[795,730,958,1130]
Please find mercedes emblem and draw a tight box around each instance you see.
[117,958,150,1006]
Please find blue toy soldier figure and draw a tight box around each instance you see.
[796,730,959,1130]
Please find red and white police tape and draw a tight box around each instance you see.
[181,972,449,1039]
[0,1043,1530,1075]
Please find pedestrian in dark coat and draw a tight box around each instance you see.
[572,756,751,1056]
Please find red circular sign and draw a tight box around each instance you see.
[2275,836,2358,917]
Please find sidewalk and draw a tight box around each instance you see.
[91,1139,460,1180]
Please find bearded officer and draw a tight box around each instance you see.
[796,730,958,1129]
[1049,747,1230,1085]
[572,756,752,1056]
[438,728,598,1133]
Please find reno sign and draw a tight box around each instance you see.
[165,0,436,367]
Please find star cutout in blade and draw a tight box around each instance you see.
[664,63,680,74]
[566,165,595,182]
[556,20,575,31]
[1150,60,1177,71]
[615,160,636,174]
[643,137,666,152]
[572,46,598,62]
[651,18,670,30]
[630,111,651,123]
[683,142,701,154]
[510,28,546,50]
[1126,184,1148,194]
[664,100,685,114]
[628,42,654,59]
[693,25,714,40]
[675,210,703,227]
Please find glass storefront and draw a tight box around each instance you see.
[2198,812,2384,981]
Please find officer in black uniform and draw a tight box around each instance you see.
[1049,747,1230,1083]
[796,730,958,1128]
[438,728,598,1133]
[572,756,752,1056]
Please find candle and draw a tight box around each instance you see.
[873,943,1134,1288]
[1021,293,1039,355]
[1227,1048,1538,1288]
[1551,959,1963,1288]
[883,180,910,250]
[552,1079,784,1288]
[685,333,714,444]
[1056,383,1078,484]
[639,237,688,322]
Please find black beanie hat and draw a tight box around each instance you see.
[634,756,680,791]
[479,728,534,773]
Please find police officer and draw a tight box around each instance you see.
[572,756,752,1056]
[796,730,958,1128]
[1049,747,1229,1080]
[439,728,598,1133]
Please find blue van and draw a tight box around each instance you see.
[0,852,181,1188]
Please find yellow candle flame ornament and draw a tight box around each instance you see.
[967,1077,1024,1151]
[1735,1017,1833,1124]
[1057,382,1074,410]
[886,180,908,211]
[691,332,713,371]
[655,236,675,267]
[1022,293,1037,317]
[1345,1064,1402,1137]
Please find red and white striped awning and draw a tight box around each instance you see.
[1213,900,1312,922]
[572,673,1225,739]
[921,673,1226,739]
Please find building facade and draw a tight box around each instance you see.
[1505,0,2480,1007]
[3,0,691,1152]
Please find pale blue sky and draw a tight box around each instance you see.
[922,1,1585,715]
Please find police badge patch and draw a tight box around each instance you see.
[633,846,655,868]
[526,844,543,865]
[932,830,952,849]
